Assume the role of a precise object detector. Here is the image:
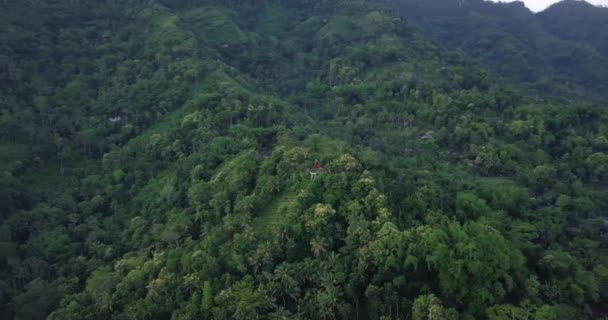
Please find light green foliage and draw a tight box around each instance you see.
[361,11,395,38]
[417,221,524,314]
[412,294,456,320]
[253,193,297,235]
[184,7,249,46]
[487,304,526,320]
[534,305,557,320]
[86,269,121,313]
[487,303,556,320]
[317,15,360,45]
[329,154,360,172]
[585,152,608,181]
[201,280,213,315]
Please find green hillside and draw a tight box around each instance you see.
[384,0,608,102]
[0,0,607,319]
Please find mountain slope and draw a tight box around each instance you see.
[538,0,608,56]
[382,0,608,101]
[1,1,607,319]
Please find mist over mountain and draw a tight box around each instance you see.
[384,0,608,101]
[489,0,608,12]
[539,0,608,54]
[1,0,607,319]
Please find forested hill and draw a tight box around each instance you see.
[382,0,608,101]
[1,0,607,319]
[538,0,608,56]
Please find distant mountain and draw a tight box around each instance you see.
[382,0,608,101]
[538,0,608,56]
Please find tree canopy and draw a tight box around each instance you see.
[1,0,607,319]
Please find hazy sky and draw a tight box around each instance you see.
[490,0,608,12]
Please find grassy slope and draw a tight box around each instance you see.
[253,193,298,235]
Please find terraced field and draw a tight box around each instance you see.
[253,193,298,235]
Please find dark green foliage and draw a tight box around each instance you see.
[1,0,607,319]
[384,0,608,101]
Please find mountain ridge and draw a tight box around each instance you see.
[382,0,608,101]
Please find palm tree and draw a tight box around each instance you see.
[310,236,327,257]
[273,264,301,304]
[317,283,340,320]
[267,306,297,320]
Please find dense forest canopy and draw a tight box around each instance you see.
[382,0,608,102]
[1,0,607,319]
